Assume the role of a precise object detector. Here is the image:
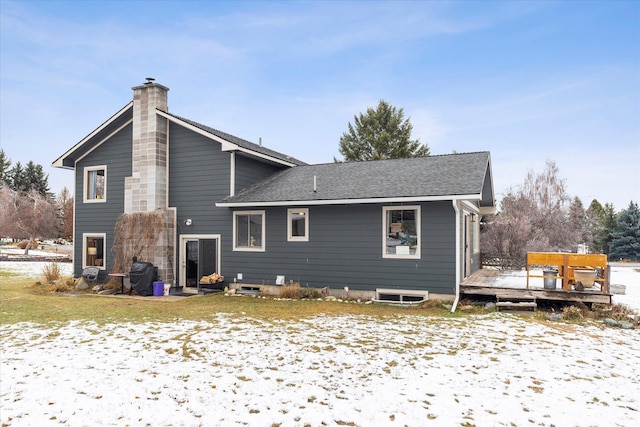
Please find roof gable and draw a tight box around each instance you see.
[219,152,495,207]
[53,106,306,169]
[52,103,134,169]
[159,112,306,167]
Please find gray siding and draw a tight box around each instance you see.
[73,118,460,294]
[73,124,132,279]
[169,124,231,233]
[168,125,294,287]
[223,201,456,294]
[168,124,235,285]
[235,154,285,194]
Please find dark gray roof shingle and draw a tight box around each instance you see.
[165,112,307,166]
[220,151,491,205]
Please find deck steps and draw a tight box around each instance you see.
[495,292,537,314]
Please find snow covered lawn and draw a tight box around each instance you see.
[1,313,639,426]
[1,261,639,426]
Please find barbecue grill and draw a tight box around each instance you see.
[129,260,158,296]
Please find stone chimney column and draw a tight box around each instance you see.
[124,78,175,285]
[125,78,169,213]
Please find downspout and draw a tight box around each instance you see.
[451,200,461,313]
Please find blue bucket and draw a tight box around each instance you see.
[153,281,164,296]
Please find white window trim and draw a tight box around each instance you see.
[382,205,421,259]
[287,208,309,242]
[233,210,266,252]
[83,165,107,203]
[82,232,106,269]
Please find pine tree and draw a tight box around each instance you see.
[567,196,588,247]
[0,149,11,186]
[609,201,640,261]
[9,161,24,192]
[593,203,618,255]
[585,199,604,251]
[23,161,50,197]
[336,100,429,162]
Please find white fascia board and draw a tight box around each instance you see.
[461,200,480,213]
[479,206,497,215]
[227,146,299,168]
[216,193,482,208]
[52,102,134,169]
[73,120,133,165]
[156,110,298,168]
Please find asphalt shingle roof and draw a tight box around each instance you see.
[220,151,491,205]
[165,112,307,166]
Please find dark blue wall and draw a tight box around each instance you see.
[73,124,132,279]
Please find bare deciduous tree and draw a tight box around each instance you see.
[57,186,74,241]
[0,184,58,254]
[481,160,583,268]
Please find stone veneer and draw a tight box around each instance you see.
[125,81,175,284]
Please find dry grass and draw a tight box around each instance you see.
[278,282,321,299]
[279,282,301,298]
[561,305,584,321]
[0,274,458,326]
[41,262,64,283]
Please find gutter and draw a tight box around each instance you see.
[451,200,461,313]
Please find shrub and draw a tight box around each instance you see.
[279,282,300,299]
[42,262,63,284]
[300,287,321,299]
[561,305,584,321]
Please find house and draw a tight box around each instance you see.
[53,79,496,304]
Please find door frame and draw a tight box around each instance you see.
[464,214,472,279]
[179,234,221,290]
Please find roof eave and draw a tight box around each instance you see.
[52,102,134,169]
[157,110,299,168]
[216,193,482,208]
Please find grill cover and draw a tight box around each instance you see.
[129,262,158,296]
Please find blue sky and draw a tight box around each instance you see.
[1,0,638,210]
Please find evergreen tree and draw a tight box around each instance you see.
[585,199,604,251]
[593,203,618,255]
[23,160,50,197]
[567,196,588,247]
[609,201,640,261]
[9,161,25,192]
[336,100,429,162]
[0,149,11,186]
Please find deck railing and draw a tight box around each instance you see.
[526,252,609,294]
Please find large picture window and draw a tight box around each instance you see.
[287,208,309,242]
[84,166,106,202]
[383,206,420,259]
[83,233,106,269]
[233,211,265,251]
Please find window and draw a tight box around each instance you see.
[287,208,309,242]
[83,233,106,269]
[383,206,420,259]
[233,211,265,251]
[84,166,106,202]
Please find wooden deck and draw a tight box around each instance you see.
[461,269,612,305]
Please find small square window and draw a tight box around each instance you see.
[233,211,265,251]
[288,208,309,242]
[84,166,106,202]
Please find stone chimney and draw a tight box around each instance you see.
[125,78,169,213]
[124,78,175,284]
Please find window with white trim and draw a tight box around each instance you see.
[233,211,265,251]
[83,233,106,269]
[287,208,309,242]
[84,166,106,202]
[383,206,420,259]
